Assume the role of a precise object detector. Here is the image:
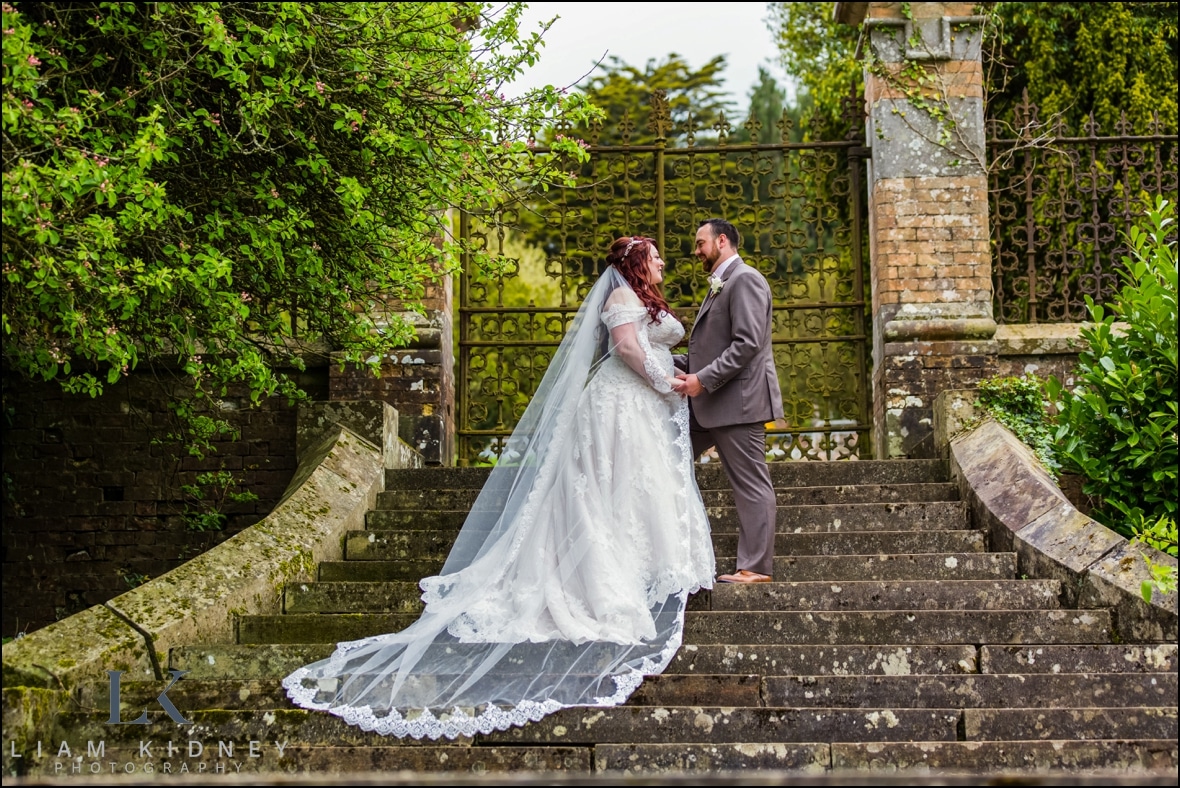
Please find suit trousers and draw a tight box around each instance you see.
[691,419,776,576]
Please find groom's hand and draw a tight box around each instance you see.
[673,372,704,397]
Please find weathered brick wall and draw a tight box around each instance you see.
[329,277,455,465]
[869,176,992,324]
[878,339,1000,458]
[1,364,326,636]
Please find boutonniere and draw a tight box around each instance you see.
[708,276,725,297]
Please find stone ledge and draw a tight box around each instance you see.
[297,400,421,470]
[994,323,1090,356]
[2,420,392,705]
[1,603,150,690]
[935,389,1177,642]
[1082,542,1179,642]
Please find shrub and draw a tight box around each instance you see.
[976,373,1060,476]
[1047,197,1178,597]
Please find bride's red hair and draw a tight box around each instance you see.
[606,236,672,323]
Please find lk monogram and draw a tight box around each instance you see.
[106,670,193,725]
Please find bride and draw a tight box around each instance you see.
[283,236,716,739]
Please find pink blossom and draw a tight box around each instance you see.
[315,81,325,93]
[240,292,252,302]
[27,55,41,66]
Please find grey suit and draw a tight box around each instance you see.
[676,258,783,575]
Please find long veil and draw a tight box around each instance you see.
[283,266,705,739]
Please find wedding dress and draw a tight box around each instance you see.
[283,266,715,739]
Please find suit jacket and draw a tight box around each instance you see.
[676,258,784,430]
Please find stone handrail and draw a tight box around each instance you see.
[934,389,1177,642]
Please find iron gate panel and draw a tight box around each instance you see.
[988,96,1178,324]
[459,93,870,465]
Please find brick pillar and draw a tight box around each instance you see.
[838,2,999,458]
[328,270,455,466]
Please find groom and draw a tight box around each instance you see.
[671,218,783,583]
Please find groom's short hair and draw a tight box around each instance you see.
[700,218,740,249]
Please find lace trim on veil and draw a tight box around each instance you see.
[282,589,689,741]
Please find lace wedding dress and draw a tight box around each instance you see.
[283,268,715,739]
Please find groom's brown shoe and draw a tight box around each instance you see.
[717,569,773,584]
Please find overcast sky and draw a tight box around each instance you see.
[503,2,795,108]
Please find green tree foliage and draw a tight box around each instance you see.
[767,1,1179,134]
[986,2,1178,133]
[2,2,594,420]
[734,66,794,145]
[506,53,739,298]
[765,2,860,135]
[579,53,735,145]
[1047,198,1177,558]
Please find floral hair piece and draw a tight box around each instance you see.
[623,237,644,256]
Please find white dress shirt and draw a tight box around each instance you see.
[711,254,740,280]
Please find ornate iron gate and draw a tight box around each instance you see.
[988,95,1178,324]
[458,92,870,465]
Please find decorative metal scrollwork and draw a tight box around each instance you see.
[988,94,1178,323]
[459,92,870,464]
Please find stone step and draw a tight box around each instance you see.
[103,673,764,712]
[341,530,985,562]
[384,459,950,491]
[21,740,592,775]
[318,559,440,582]
[374,483,960,511]
[758,552,1015,582]
[171,643,1178,683]
[366,501,970,533]
[41,707,962,748]
[343,531,460,562]
[238,609,1112,646]
[171,643,983,681]
[42,740,1174,779]
[137,673,1170,718]
[593,742,830,774]
[761,673,1178,708]
[477,705,961,744]
[171,644,338,679]
[317,552,1017,584]
[286,581,424,614]
[681,610,1113,646]
[238,613,420,644]
[964,707,1180,741]
[705,579,1061,612]
[979,644,1179,674]
[668,644,982,677]
[828,740,1178,772]
[285,579,1060,616]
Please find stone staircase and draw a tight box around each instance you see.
[37,460,1177,778]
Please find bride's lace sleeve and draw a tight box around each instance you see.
[602,292,673,393]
